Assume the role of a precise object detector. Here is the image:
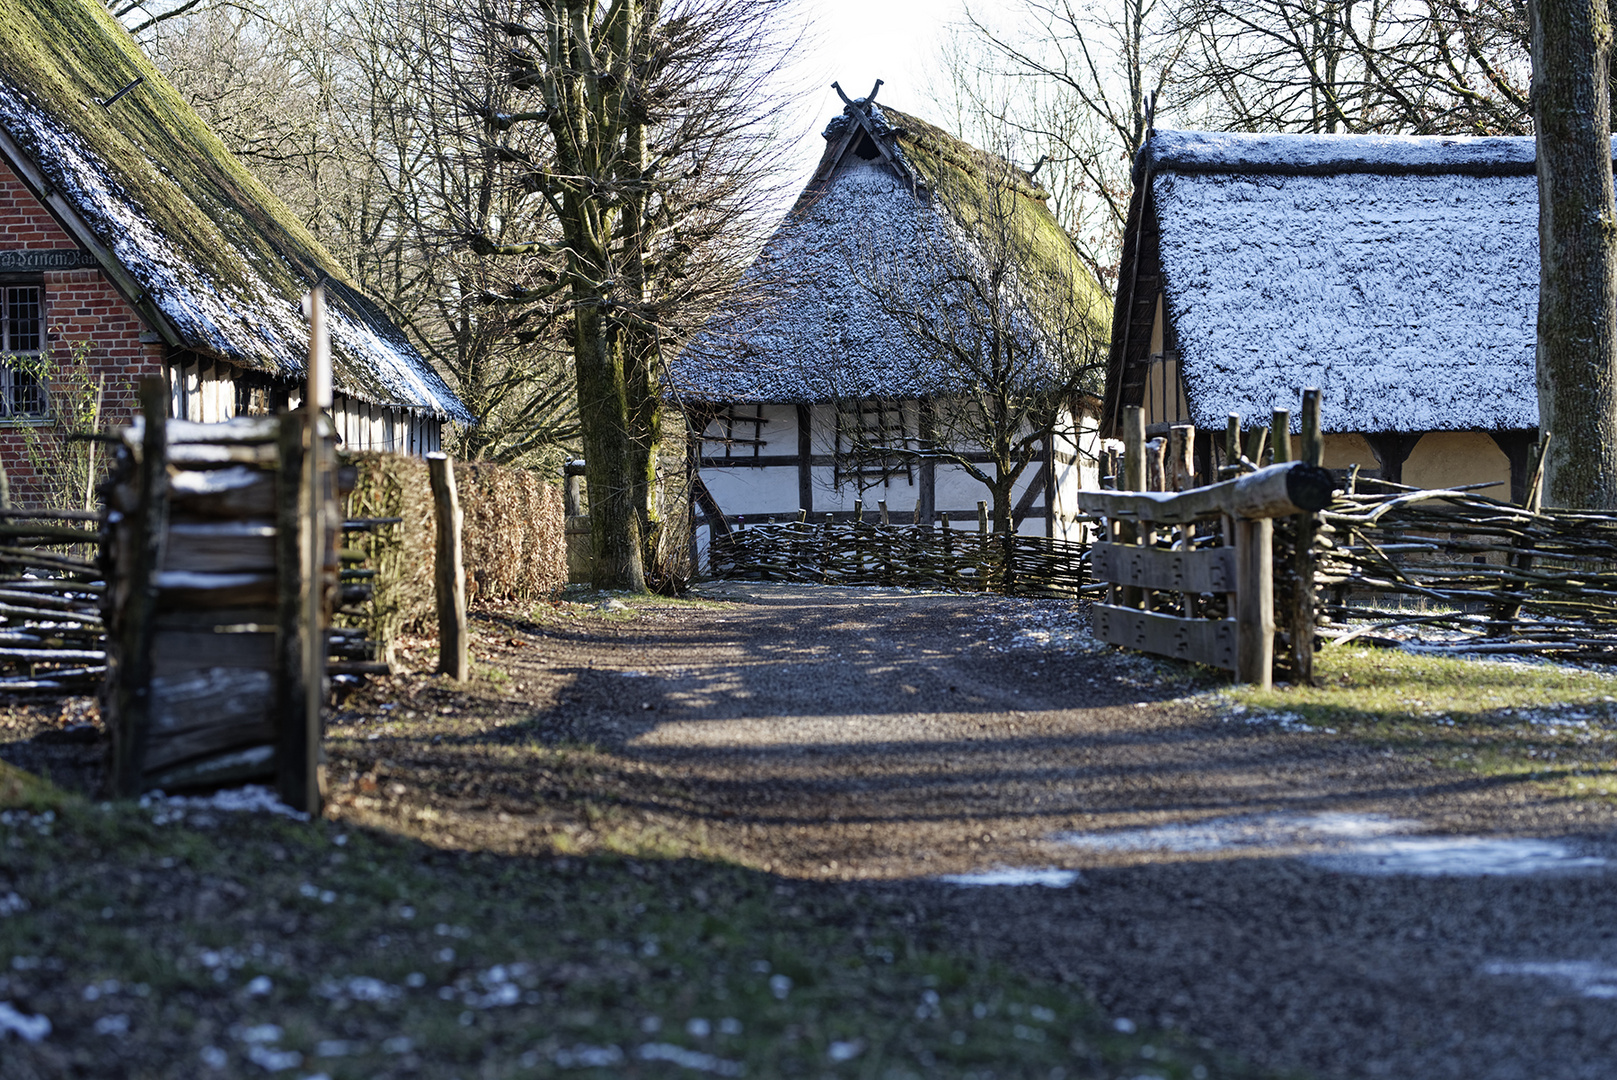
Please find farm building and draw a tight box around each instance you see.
[1107,129,1544,500]
[0,0,468,503]
[671,88,1109,562]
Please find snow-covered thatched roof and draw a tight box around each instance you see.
[1107,129,1546,435]
[0,0,469,421]
[672,93,1108,404]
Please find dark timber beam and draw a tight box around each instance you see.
[1362,432,1425,485]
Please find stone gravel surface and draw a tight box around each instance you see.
[438,582,1617,1080]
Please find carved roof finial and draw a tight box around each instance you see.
[831,79,885,111]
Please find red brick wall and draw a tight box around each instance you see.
[0,160,166,507]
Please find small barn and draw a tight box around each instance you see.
[1106,129,1542,499]
[672,89,1109,561]
[0,0,469,504]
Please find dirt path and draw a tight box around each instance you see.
[329,583,1617,1080]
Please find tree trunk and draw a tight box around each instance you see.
[575,301,648,592]
[1534,0,1617,508]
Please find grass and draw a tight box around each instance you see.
[0,794,1261,1080]
[1227,645,1617,799]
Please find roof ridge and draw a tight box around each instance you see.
[1139,128,1544,183]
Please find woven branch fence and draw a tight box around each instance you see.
[1316,477,1617,657]
[0,509,105,693]
[710,514,1092,598]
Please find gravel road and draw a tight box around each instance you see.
[420,582,1617,1080]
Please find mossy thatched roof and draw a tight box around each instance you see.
[673,97,1109,404]
[0,0,468,420]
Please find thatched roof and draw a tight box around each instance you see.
[672,94,1108,404]
[0,0,469,421]
[1108,129,1544,435]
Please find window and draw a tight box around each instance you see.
[0,286,46,417]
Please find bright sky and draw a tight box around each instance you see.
[777,0,973,191]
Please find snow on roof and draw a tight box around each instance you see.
[672,102,1107,403]
[1145,131,1540,433]
[0,0,469,422]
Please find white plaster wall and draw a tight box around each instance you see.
[1404,431,1511,495]
[1322,432,1378,472]
[699,464,801,520]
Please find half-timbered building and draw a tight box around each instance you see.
[1107,129,1543,499]
[673,90,1108,561]
[0,0,468,503]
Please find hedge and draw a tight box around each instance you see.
[342,453,566,657]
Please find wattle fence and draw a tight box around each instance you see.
[710,511,1091,598]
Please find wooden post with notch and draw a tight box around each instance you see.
[110,377,168,797]
[427,452,468,681]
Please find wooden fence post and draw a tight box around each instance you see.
[279,287,334,816]
[1122,406,1147,608]
[1244,425,1269,468]
[1145,438,1167,492]
[110,377,168,798]
[427,453,468,682]
[1169,424,1196,491]
[1291,389,1323,685]
[1236,516,1275,689]
[1222,414,1241,478]
[1271,409,1292,463]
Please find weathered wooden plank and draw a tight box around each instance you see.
[156,571,278,608]
[144,744,276,793]
[163,521,277,573]
[169,466,276,518]
[1091,542,1236,593]
[151,631,276,674]
[1091,604,1236,670]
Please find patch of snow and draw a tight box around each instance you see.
[1481,960,1617,999]
[937,867,1081,888]
[0,1001,50,1042]
[828,1038,865,1062]
[1312,837,1608,876]
[141,784,307,822]
[553,1043,624,1068]
[637,1042,745,1076]
[1059,812,1415,854]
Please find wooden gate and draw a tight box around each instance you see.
[1080,397,1332,687]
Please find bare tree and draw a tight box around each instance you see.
[1174,0,1530,134]
[948,0,1189,287]
[459,0,795,590]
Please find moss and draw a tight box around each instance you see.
[0,758,70,810]
[880,106,1112,393]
